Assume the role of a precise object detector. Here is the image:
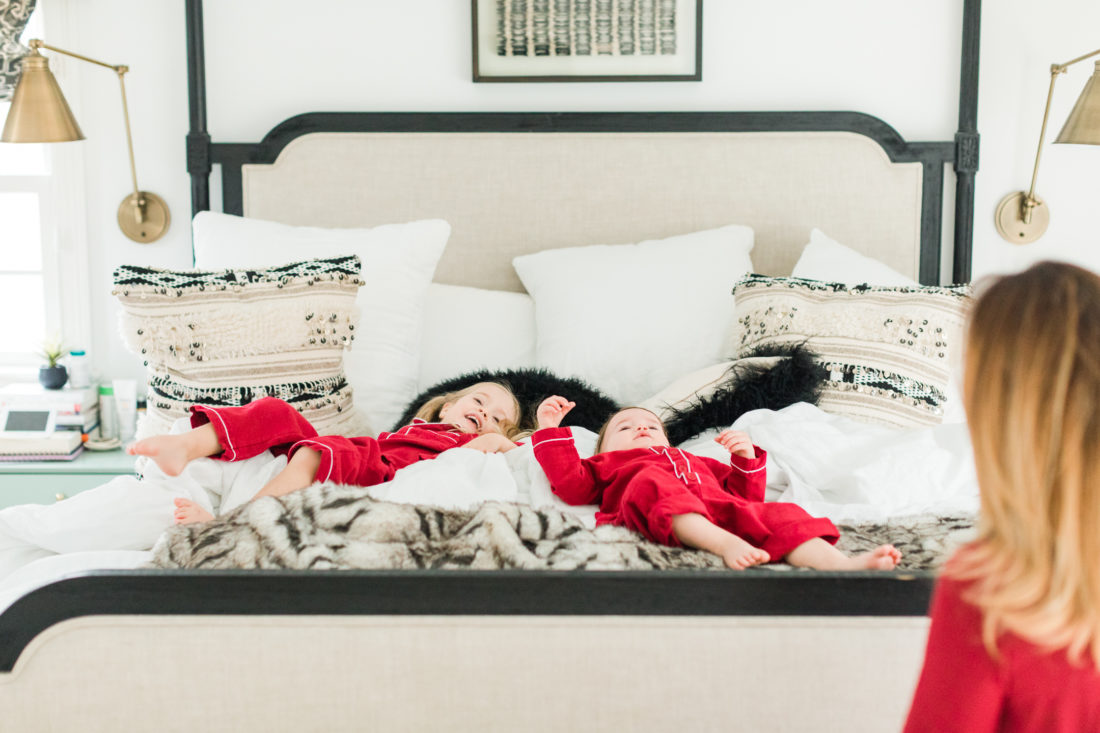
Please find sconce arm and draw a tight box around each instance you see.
[28,39,125,74]
[1021,47,1100,223]
[27,39,142,212]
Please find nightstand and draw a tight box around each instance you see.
[0,449,137,508]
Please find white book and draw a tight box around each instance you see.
[0,430,82,456]
[0,383,98,412]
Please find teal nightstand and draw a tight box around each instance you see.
[0,449,137,507]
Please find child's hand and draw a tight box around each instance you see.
[464,433,516,454]
[536,395,575,429]
[715,429,755,459]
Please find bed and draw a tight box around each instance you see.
[0,1,983,730]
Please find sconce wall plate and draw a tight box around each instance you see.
[117,192,170,243]
[995,191,1049,245]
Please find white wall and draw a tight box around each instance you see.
[35,0,1100,383]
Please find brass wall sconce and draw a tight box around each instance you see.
[1,39,169,243]
[995,47,1100,244]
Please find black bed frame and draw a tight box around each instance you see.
[0,0,981,673]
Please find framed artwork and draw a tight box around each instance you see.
[472,0,702,83]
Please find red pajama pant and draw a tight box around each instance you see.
[608,466,839,561]
[190,397,396,487]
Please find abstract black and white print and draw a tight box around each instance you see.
[494,0,677,57]
[473,0,699,80]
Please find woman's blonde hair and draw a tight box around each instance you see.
[595,406,666,453]
[413,381,522,438]
[949,260,1100,667]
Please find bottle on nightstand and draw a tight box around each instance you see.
[67,350,91,389]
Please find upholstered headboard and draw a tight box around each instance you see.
[239,128,925,292]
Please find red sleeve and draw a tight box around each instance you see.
[531,427,602,506]
[698,446,767,502]
[903,577,1005,733]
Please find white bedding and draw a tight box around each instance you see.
[0,403,977,615]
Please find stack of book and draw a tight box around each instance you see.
[0,383,99,461]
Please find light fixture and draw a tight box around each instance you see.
[995,48,1100,244]
[1,39,169,243]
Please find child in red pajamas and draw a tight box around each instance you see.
[904,262,1100,732]
[129,382,521,524]
[531,396,901,571]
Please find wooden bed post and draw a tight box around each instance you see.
[185,0,210,252]
[953,0,982,285]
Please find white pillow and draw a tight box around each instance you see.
[418,284,537,390]
[513,225,755,405]
[192,212,449,435]
[792,228,919,287]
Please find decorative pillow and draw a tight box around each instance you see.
[790,235,968,423]
[395,367,619,434]
[192,212,450,435]
[791,228,919,287]
[512,225,755,405]
[418,284,537,391]
[643,344,827,445]
[113,256,366,439]
[731,275,970,428]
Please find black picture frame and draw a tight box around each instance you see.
[472,0,703,83]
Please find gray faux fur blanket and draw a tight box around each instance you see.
[148,481,976,572]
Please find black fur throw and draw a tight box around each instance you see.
[662,343,827,446]
[393,368,619,433]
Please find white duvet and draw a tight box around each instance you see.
[0,403,977,614]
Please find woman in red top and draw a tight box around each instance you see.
[532,396,901,571]
[129,382,521,524]
[904,262,1100,732]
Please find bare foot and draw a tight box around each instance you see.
[720,535,770,570]
[849,545,902,570]
[173,498,214,525]
[128,435,192,477]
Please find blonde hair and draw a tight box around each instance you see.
[595,407,666,453]
[949,261,1100,667]
[414,381,522,439]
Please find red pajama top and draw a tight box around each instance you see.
[290,420,482,484]
[904,576,1100,733]
[531,426,766,509]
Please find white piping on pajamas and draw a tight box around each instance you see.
[399,422,460,442]
[207,409,237,460]
[294,439,335,484]
[533,436,574,447]
[650,446,700,487]
[729,461,765,474]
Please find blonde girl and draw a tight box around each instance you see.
[904,261,1100,731]
[130,382,521,524]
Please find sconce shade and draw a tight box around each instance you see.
[1,52,83,142]
[1054,60,1100,145]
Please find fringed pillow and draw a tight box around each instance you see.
[113,255,367,440]
[643,344,827,445]
[396,367,619,434]
[731,275,970,428]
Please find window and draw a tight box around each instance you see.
[0,9,57,370]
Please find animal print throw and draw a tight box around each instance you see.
[149,482,975,572]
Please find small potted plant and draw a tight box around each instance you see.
[38,336,69,390]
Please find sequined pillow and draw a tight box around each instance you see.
[112,256,367,439]
[730,275,970,428]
